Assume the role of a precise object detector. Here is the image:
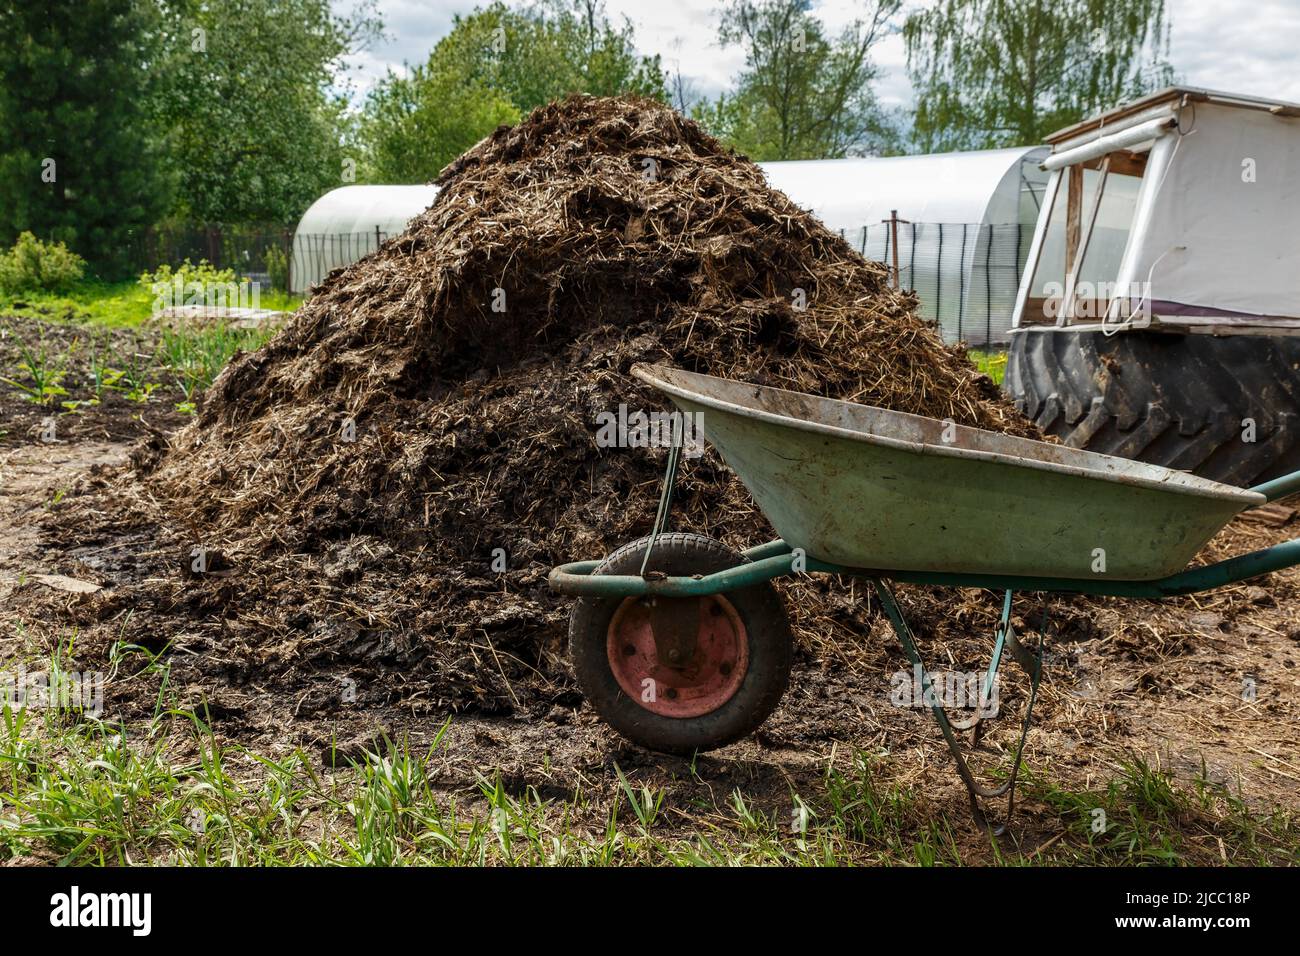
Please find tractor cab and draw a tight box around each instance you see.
[1005,88,1300,487]
[1011,87,1300,336]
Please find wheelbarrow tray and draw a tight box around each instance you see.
[633,364,1265,581]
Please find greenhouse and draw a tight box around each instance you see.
[760,147,1049,344]
[291,149,1049,344]
[290,184,439,294]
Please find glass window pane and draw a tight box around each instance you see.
[1075,171,1143,320]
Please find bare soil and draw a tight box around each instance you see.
[3,381,1297,859]
[2,96,1297,861]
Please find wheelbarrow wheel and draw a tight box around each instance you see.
[569,533,792,754]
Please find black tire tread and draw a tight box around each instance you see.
[1006,329,1300,486]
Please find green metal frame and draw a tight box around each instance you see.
[548,532,1300,600]
[547,464,1300,832]
[549,464,1300,600]
[872,581,1043,835]
[1247,468,1300,505]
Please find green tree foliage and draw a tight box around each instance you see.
[153,0,383,224]
[0,0,167,278]
[696,0,901,161]
[361,1,667,183]
[905,0,1173,151]
[359,65,520,187]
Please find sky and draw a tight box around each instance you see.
[333,0,1300,112]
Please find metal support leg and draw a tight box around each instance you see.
[639,434,682,577]
[872,579,1044,835]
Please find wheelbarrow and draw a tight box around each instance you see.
[548,364,1300,829]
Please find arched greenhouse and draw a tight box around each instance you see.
[760,147,1049,344]
[291,148,1049,345]
[291,184,440,295]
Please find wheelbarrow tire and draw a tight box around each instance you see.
[569,533,792,755]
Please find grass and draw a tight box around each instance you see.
[969,349,1007,385]
[0,279,302,329]
[0,708,951,866]
[3,710,1295,866]
[1,638,1295,867]
[0,712,953,865]
[1026,759,1300,865]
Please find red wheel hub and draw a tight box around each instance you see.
[606,594,749,718]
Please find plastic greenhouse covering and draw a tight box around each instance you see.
[291,150,1050,345]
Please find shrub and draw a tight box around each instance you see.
[138,258,241,291]
[265,245,289,292]
[0,232,86,294]
[139,258,254,313]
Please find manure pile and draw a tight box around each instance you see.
[136,95,1035,714]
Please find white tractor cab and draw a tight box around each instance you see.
[1005,87,1300,486]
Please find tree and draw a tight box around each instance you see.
[153,0,383,224]
[0,0,168,278]
[359,51,519,186]
[360,1,667,183]
[697,0,901,161]
[905,0,1172,152]
[463,0,667,112]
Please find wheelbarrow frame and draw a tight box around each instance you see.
[548,406,1300,831]
[552,423,1300,598]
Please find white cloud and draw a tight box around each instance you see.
[333,0,1300,112]
[335,0,473,90]
[1167,0,1300,102]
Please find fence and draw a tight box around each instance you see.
[135,220,1033,339]
[137,224,293,288]
[288,221,1034,343]
[841,221,1033,347]
[290,231,392,295]
[133,226,395,295]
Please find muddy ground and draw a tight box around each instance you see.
[2,315,1298,861]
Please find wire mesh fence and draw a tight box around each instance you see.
[288,221,1034,343]
[137,220,1033,341]
[290,231,391,294]
[138,224,293,288]
[843,221,1032,347]
[133,226,393,295]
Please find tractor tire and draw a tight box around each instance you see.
[1006,327,1300,487]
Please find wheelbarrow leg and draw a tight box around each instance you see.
[639,423,684,577]
[871,579,1044,836]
